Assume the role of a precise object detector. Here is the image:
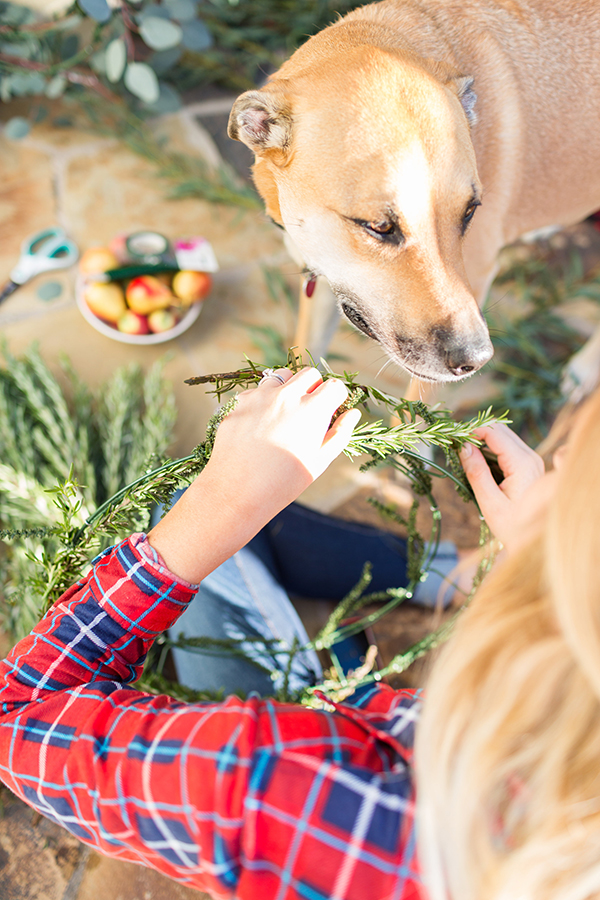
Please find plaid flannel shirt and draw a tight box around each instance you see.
[0,534,424,900]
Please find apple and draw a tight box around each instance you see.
[147,309,178,333]
[85,282,127,324]
[79,246,119,275]
[172,270,212,305]
[126,275,173,315]
[117,310,150,335]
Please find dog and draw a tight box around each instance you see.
[228,0,600,389]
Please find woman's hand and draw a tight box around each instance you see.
[206,367,359,505]
[148,368,361,584]
[459,423,547,550]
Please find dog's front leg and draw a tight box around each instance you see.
[282,232,340,361]
[561,325,600,403]
[294,278,341,362]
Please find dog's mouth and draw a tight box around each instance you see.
[339,299,491,382]
[340,302,377,340]
[400,362,473,383]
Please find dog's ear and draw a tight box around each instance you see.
[228,89,292,157]
[453,76,478,127]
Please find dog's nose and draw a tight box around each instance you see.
[445,340,493,376]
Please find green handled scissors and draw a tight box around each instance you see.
[0,227,79,304]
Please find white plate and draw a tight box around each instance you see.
[76,274,202,345]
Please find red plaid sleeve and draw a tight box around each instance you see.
[0,535,424,900]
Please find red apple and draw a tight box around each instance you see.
[117,310,150,335]
[126,275,173,314]
[147,309,178,333]
[85,282,127,324]
[172,270,212,305]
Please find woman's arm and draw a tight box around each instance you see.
[0,368,370,895]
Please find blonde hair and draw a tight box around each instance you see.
[416,389,600,900]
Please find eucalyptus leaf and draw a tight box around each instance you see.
[8,72,45,96]
[139,16,183,51]
[181,19,213,51]
[136,3,171,21]
[4,117,30,140]
[45,74,67,99]
[149,46,183,75]
[124,61,160,104]
[1,3,34,25]
[144,82,182,114]
[89,50,106,75]
[0,78,11,103]
[164,0,197,22]
[0,41,34,60]
[60,33,79,60]
[78,0,111,23]
[105,38,127,83]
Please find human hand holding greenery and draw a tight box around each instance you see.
[460,423,547,550]
[148,367,360,584]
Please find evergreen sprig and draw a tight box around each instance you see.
[344,406,504,460]
[2,350,507,701]
[185,355,508,463]
[0,348,178,639]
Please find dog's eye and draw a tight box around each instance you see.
[366,221,394,236]
[359,219,402,244]
[462,200,480,233]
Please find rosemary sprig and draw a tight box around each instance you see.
[185,356,508,460]
[344,406,504,459]
[2,351,508,702]
[0,350,179,639]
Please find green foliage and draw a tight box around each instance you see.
[2,349,505,701]
[0,1,367,207]
[0,346,177,639]
[484,247,600,442]
[176,352,505,697]
[0,0,362,126]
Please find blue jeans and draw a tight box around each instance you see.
[167,502,457,697]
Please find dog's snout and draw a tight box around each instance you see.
[445,340,493,376]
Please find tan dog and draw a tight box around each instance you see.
[228,0,600,386]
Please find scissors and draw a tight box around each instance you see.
[0,227,79,304]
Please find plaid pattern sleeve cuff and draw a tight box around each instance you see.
[0,534,198,711]
[84,533,198,640]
